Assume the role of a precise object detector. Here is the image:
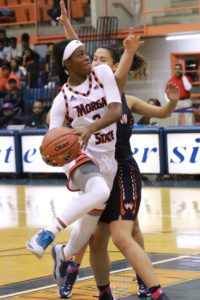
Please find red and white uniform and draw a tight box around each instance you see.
[165,75,192,100]
[164,75,194,126]
[50,64,121,190]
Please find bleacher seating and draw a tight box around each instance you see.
[0,0,36,25]
[22,87,53,113]
[0,0,90,26]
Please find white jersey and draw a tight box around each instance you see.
[50,64,121,153]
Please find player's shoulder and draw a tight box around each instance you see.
[93,64,113,76]
[93,64,111,71]
[53,89,64,103]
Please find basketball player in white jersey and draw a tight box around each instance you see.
[26,38,122,262]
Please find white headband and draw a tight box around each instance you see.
[62,40,84,63]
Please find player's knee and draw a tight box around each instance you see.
[89,233,108,251]
[112,233,131,250]
[87,176,110,205]
[95,183,110,205]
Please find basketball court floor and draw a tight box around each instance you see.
[0,180,200,300]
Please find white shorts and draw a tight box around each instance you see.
[63,149,117,192]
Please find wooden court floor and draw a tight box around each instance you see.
[0,183,200,300]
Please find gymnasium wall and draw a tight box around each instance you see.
[126,35,200,106]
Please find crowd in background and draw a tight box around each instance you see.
[0,27,198,129]
[0,28,59,129]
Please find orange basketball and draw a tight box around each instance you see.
[41,127,81,165]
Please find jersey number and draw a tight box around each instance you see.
[93,114,101,120]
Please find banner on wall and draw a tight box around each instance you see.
[166,132,200,174]
[0,127,199,174]
[21,135,63,173]
[130,133,161,173]
[0,136,16,172]
[9,128,164,174]
[21,131,162,174]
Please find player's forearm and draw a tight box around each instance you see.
[115,49,134,89]
[63,18,79,39]
[158,101,178,118]
[89,103,122,133]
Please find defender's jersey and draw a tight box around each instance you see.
[50,64,121,153]
[115,94,134,161]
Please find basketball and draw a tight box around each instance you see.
[41,127,81,165]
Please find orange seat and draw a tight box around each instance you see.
[19,0,33,3]
[37,0,51,22]
[71,0,84,19]
[14,7,27,22]
[6,0,19,5]
[25,5,35,21]
[0,0,5,5]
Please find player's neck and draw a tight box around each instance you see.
[68,74,88,86]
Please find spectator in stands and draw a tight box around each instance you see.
[0,102,24,129]
[44,43,59,88]
[137,98,161,125]
[0,63,20,91]
[165,63,194,125]
[10,57,27,88]
[0,39,9,64]
[0,29,9,47]
[47,0,62,26]
[7,37,22,61]
[22,48,40,88]
[25,100,47,128]
[20,32,35,52]
[3,78,22,113]
[82,0,91,18]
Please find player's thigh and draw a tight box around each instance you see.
[110,219,135,246]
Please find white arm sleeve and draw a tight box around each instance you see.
[182,76,192,91]
[94,65,121,105]
[164,92,170,103]
[49,91,66,130]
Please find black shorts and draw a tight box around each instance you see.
[100,160,141,223]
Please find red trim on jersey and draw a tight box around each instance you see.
[92,71,104,88]
[64,70,104,98]
[88,208,104,216]
[65,74,93,96]
[66,151,99,192]
[118,173,125,216]
[132,172,137,215]
[61,85,73,126]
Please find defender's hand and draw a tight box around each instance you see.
[123,32,144,53]
[167,82,179,103]
[56,0,68,24]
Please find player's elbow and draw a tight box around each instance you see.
[112,103,122,121]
